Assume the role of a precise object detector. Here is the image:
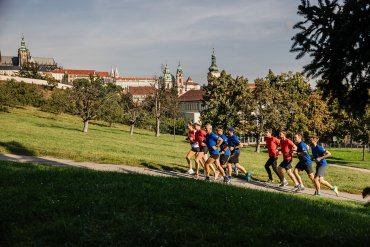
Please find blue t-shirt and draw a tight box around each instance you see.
[206,132,220,155]
[227,135,240,154]
[219,134,231,156]
[311,145,328,166]
[297,141,312,165]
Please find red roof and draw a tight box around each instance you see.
[248,83,256,89]
[127,86,155,95]
[96,71,110,77]
[115,77,158,81]
[178,90,205,102]
[185,76,200,86]
[50,69,109,77]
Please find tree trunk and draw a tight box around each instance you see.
[130,124,134,135]
[255,131,261,153]
[173,116,176,142]
[109,121,113,127]
[156,117,160,137]
[83,120,89,133]
[363,144,365,161]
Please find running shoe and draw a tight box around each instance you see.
[233,166,239,176]
[205,176,210,181]
[314,193,321,197]
[331,186,339,196]
[245,172,253,182]
[279,180,288,187]
[292,185,300,191]
[223,176,230,183]
[266,179,274,183]
[186,169,195,175]
[299,184,305,191]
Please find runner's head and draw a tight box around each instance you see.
[205,123,213,133]
[310,135,319,145]
[187,121,194,130]
[279,131,287,139]
[228,127,235,136]
[266,129,273,138]
[194,121,201,130]
[294,133,302,143]
[216,127,223,135]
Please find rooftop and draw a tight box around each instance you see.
[178,89,205,102]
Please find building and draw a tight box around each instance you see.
[115,77,157,89]
[208,48,220,78]
[0,34,58,75]
[47,69,110,84]
[175,62,201,95]
[178,89,206,123]
[124,86,156,103]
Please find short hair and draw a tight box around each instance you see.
[217,126,223,130]
[280,131,287,135]
[295,133,302,138]
[206,123,212,129]
[266,129,273,134]
[310,135,319,141]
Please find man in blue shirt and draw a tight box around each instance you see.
[227,127,253,181]
[293,133,314,191]
[310,135,339,196]
[204,123,229,183]
[216,127,232,183]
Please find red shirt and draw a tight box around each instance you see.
[195,129,207,147]
[266,136,280,158]
[188,130,196,144]
[280,138,294,161]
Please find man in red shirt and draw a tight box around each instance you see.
[194,122,218,178]
[264,129,282,183]
[277,131,299,189]
[185,122,199,174]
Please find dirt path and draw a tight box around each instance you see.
[0,153,366,204]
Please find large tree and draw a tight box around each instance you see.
[291,0,370,116]
[72,77,107,133]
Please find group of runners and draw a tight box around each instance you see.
[185,122,339,197]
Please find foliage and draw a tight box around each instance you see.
[291,0,370,115]
[98,93,123,127]
[120,93,147,135]
[17,62,44,79]
[41,89,73,115]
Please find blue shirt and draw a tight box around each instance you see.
[311,145,328,166]
[227,135,240,154]
[297,141,312,165]
[219,134,231,156]
[206,132,220,155]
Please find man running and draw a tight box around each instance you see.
[185,122,199,174]
[277,131,299,189]
[216,127,232,183]
[264,129,281,183]
[310,135,339,196]
[293,133,314,191]
[204,123,228,182]
[194,122,218,178]
[227,127,252,181]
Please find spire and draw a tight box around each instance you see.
[208,48,219,73]
[176,61,183,74]
[114,66,119,78]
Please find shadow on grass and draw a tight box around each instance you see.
[0,141,36,156]
[139,160,185,173]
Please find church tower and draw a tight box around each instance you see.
[208,48,220,78]
[18,34,30,67]
[162,64,175,89]
[176,62,184,94]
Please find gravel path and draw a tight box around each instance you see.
[0,153,367,204]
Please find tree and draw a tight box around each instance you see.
[41,88,73,115]
[120,93,146,135]
[163,87,180,141]
[202,70,250,129]
[71,77,106,133]
[291,0,370,116]
[98,93,122,127]
[17,62,43,79]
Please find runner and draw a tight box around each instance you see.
[227,127,253,181]
[310,135,339,196]
[194,122,218,178]
[277,131,299,190]
[216,127,232,183]
[204,123,228,182]
[185,122,198,174]
[292,133,314,191]
[264,129,282,183]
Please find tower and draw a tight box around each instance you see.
[162,64,175,89]
[176,62,184,94]
[18,34,30,67]
[208,48,220,78]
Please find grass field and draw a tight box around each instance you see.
[0,161,369,246]
[326,148,370,169]
[0,107,369,194]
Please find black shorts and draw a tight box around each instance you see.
[220,154,230,166]
[209,154,219,160]
[191,146,200,152]
[199,146,208,154]
[279,160,292,170]
[295,161,313,174]
[265,157,278,167]
[315,164,327,177]
[229,152,240,164]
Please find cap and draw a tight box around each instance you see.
[228,127,235,132]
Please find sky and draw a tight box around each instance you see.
[0,0,311,84]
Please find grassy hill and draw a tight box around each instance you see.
[0,161,369,246]
[0,107,369,194]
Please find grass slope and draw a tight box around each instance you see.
[0,107,369,194]
[0,161,369,246]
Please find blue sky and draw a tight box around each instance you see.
[0,0,311,84]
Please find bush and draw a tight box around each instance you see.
[41,88,74,115]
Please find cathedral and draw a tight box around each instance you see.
[0,34,58,75]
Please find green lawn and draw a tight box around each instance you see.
[0,161,369,246]
[327,148,369,169]
[0,107,369,194]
